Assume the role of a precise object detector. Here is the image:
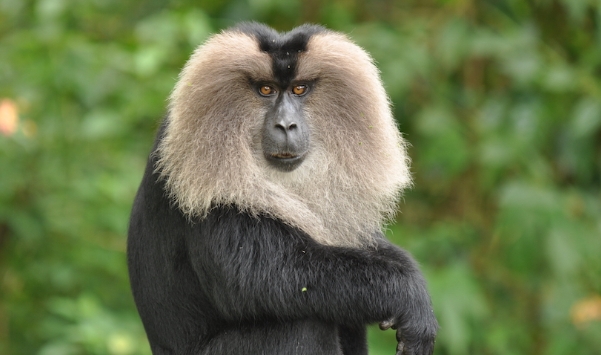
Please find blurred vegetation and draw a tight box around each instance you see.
[1,0,600,354]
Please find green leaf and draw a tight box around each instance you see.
[571,97,601,137]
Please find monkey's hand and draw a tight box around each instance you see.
[379,310,437,355]
[372,239,438,354]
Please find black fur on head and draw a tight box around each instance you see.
[235,22,327,87]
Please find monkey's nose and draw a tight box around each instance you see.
[275,120,298,132]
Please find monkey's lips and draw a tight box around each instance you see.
[265,151,306,171]
[271,152,297,159]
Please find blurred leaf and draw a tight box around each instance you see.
[183,9,212,46]
[570,97,601,137]
[81,109,123,139]
[38,342,79,355]
[415,106,470,179]
[541,63,577,92]
[498,182,562,214]
[428,263,488,355]
[436,19,470,70]
[135,11,181,46]
[546,227,581,278]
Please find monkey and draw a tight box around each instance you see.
[127,23,438,355]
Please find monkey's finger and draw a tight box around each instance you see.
[395,340,405,355]
[379,319,396,330]
[395,328,403,343]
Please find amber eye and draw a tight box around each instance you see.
[292,85,308,96]
[259,85,274,96]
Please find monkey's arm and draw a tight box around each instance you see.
[372,237,439,355]
[185,205,437,353]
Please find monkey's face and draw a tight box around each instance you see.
[256,82,312,172]
[160,24,412,245]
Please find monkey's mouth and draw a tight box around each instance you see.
[265,151,306,172]
[271,152,298,159]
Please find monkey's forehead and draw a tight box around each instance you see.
[231,23,326,87]
[217,23,324,88]
[205,23,371,89]
[177,23,378,102]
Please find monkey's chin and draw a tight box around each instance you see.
[265,153,306,172]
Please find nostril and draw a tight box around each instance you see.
[275,123,286,131]
[275,121,297,131]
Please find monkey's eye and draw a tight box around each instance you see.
[292,85,308,96]
[259,85,275,96]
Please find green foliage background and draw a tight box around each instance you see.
[1,0,600,354]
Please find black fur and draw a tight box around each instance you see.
[235,22,326,87]
[127,122,438,354]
